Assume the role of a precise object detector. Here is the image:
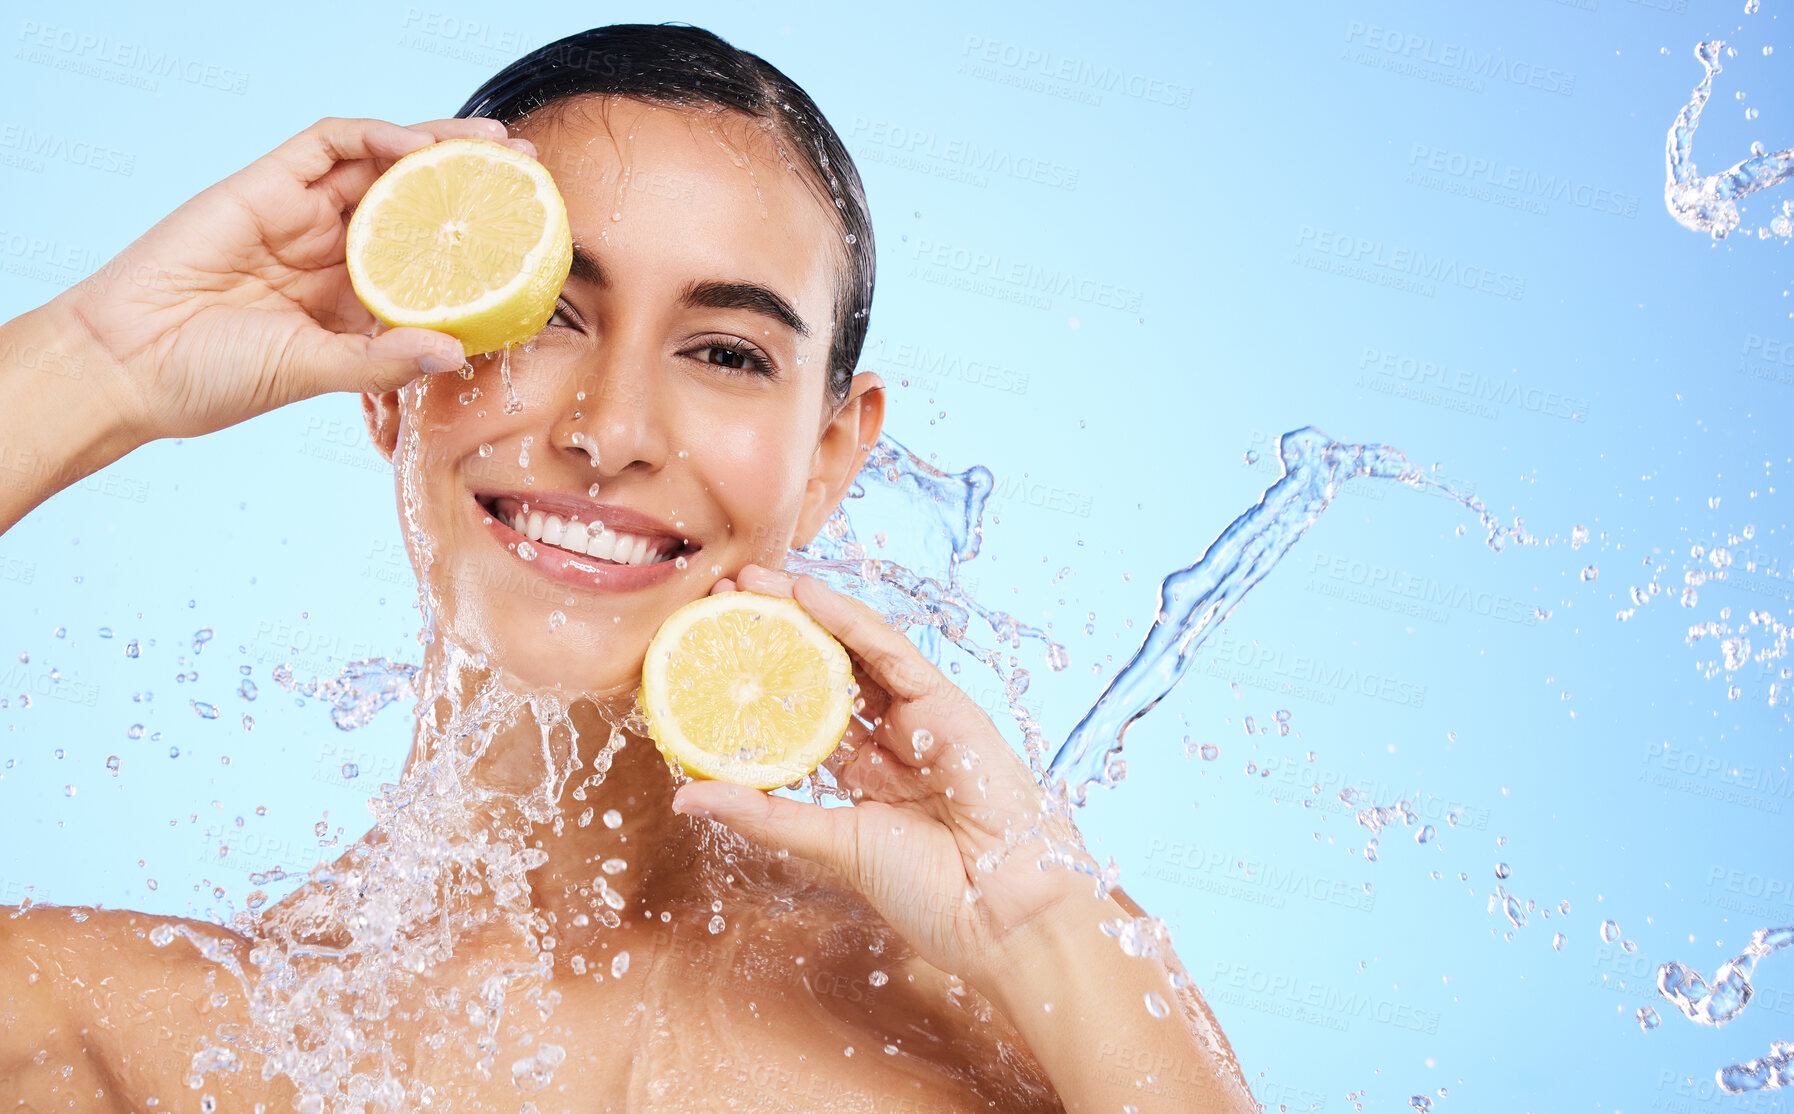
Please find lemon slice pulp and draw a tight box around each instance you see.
[641,592,855,790]
[346,137,573,358]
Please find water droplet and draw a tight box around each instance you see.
[1496,862,1512,879]
[602,809,623,829]
[1600,919,1621,943]
[148,923,175,947]
[238,679,257,701]
[190,700,219,720]
[1143,991,1170,1018]
[611,951,630,977]
[341,763,360,779]
[478,442,493,458]
[1581,565,1599,582]
[868,969,888,987]
[1637,1006,1662,1030]
[708,914,726,934]
[1553,932,1566,951]
[547,610,567,632]
[910,728,934,759]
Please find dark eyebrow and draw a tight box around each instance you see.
[567,244,606,288]
[678,279,810,339]
[564,245,809,338]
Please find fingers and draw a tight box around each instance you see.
[285,325,466,398]
[304,118,533,214]
[267,116,531,191]
[735,564,933,702]
[402,117,536,160]
[671,781,869,886]
[268,117,446,185]
[732,565,797,599]
[790,574,937,703]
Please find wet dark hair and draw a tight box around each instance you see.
[456,23,874,407]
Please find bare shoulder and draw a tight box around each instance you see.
[0,904,251,1107]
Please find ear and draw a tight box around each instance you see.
[362,389,403,462]
[793,372,885,548]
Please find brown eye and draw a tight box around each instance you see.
[707,345,751,369]
[689,336,776,377]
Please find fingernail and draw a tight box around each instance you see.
[417,347,464,375]
[671,789,712,820]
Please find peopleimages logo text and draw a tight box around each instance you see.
[1360,347,1589,421]
[1407,143,1637,218]
[959,35,1194,108]
[1343,22,1575,95]
[1296,226,1525,301]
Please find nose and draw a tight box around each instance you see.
[547,344,669,478]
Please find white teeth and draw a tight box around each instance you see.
[496,503,672,566]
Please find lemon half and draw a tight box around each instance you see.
[346,137,573,358]
[641,592,855,790]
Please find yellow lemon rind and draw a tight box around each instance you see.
[640,592,854,791]
[345,137,573,358]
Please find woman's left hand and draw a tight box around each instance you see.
[669,564,1099,990]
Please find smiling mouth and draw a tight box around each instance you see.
[476,495,695,568]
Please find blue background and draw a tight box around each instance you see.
[2,1,1792,1110]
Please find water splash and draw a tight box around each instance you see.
[1047,427,1523,803]
[1655,926,1794,1093]
[1664,40,1794,240]
[271,658,419,732]
[792,432,1066,772]
[1656,924,1794,1026]
[1719,1041,1794,1094]
[160,417,1516,1107]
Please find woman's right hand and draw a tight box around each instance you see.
[53,115,534,444]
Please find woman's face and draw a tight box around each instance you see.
[365,96,882,696]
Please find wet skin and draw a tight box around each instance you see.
[0,101,1250,1112]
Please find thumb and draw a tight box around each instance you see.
[288,325,466,396]
[672,781,864,881]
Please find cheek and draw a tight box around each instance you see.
[697,419,815,547]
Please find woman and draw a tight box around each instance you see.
[0,23,1251,1113]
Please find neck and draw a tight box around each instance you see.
[400,646,717,933]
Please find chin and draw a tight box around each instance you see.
[423,563,664,697]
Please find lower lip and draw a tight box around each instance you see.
[473,500,691,593]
